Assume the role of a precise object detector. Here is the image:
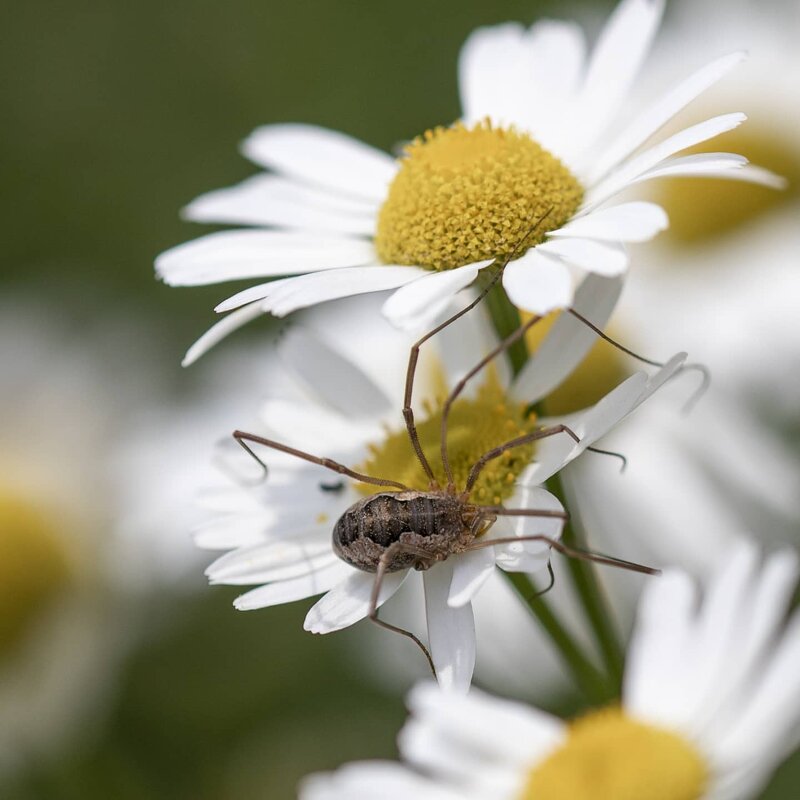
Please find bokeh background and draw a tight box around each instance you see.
[2,0,799,797]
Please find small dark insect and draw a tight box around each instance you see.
[232,222,678,676]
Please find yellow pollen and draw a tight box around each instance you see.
[375,120,584,270]
[0,490,72,661]
[524,311,632,415]
[356,372,537,501]
[315,512,329,525]
[656,125,797,244]
[520,707,708,800]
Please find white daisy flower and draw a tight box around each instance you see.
[199,293,686,692]
[157,0,781,366]
[301,539,800,800]
[0,306,145,773]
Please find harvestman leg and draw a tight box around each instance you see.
[467,505,660,576]
[368,540,438,677]
[465,424,580,492]
[402,210,556,486]
[232,431,410,491]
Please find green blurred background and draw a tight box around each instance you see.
[2,0,799,797]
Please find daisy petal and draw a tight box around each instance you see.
[575,0,665,148]
[522,354,686,483]
[584,113,747,210]
[583,51,746,183]
[381,261,491,331]
[502,249,573,315]
[304,569,407,634]
[206,537,334,585]
[279,324,392,417]
[242,124,397,203]
[632,152,748,182]
[300,761,462,800]
[182,302,265,366]
[259,265,428,318]
[233,560,352,611]
[511,272,623,404]
[547,202,668,243]
[448,548,496,608]
[424,563,476,692]
[183,172,378,226]
[538,238,628,276]
[458,23,529,128]
[157,230,377,287]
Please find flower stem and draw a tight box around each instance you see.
[503,571,613,704]
[545,473,625,693]
[481,276,623,699]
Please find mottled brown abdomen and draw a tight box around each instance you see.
[332,491,467,572]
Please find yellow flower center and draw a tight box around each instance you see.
[656,125,798,244]
[525,312,632,415]
[375,120,584,270]
[0,489,72,661]
[521,708,708,800]
[357,373,538,504]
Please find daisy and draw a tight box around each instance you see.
[0,304,145,773]
[300,539,800,800]
[157,0,781,366]
[198,293,686,691]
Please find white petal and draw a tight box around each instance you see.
[524,354,686,483]
[300,761,463,800]
[206,537,334,585]
[183,173,378,232]
[630,152,748,182]
[547,202,668,243]
[458,23,530,128]
[502,250,573,315]
[258,265,428,318]
[381,261,490,331]
[182,302,265,366]
[582,51,747,184]
[233,560,352,611]
[448,549,496,608]
[458,19,586,156]
[510,272,623,404]
[304,569,407,634]
[403,683,566,773]
[584,113,747,210]
[279,324,392,418]
[538,238,628,277]
[573,0,665,150]
[242,124,397,202]
[157,230,377,287]
[492,486,564,572]
[423,563,476,692]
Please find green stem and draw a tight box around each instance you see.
[477,271,529,375]
[545,472,625,693]
[503,572,613,704]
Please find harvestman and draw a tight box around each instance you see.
[231,233,675,676]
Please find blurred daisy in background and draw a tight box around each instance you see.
[301,540,800,800]
[197,293,685,691]
[156,0,779,365]
[0,302,256,774]
[0,305,140,772]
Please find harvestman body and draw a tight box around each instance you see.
[232,226,672,675]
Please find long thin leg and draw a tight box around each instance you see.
[567,307,710,412]
[369,541,437,677]
[440,313,544,488]
[465,532,660,576]
[403,209,555,487]
[232,430,410,492]
[465,424,579,492]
